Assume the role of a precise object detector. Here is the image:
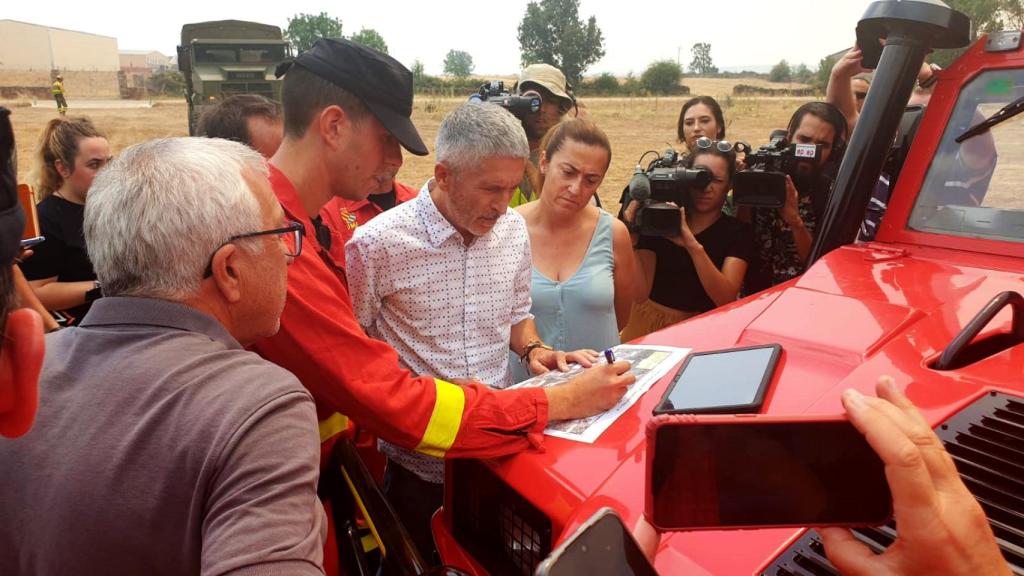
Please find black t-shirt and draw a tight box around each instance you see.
[637,215,755,313]
[19,195,96,320]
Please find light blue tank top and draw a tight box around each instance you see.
[511,210,620,383]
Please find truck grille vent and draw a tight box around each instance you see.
[226,71,262,81]
[221,82,273,96]
[760,392,1024,575]
[451,460,552,576]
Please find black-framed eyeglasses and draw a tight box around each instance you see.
[694,137,735,153]
[203,220,305,278]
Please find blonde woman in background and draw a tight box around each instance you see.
[20,117,111,323]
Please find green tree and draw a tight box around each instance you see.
[641,60,682,95]
[588,72,620,95]
[769,59,792,83]
[622,71,641,95]
[146,70,185,96]
[929,0,1023,66]
[285,12,343,53]
[517,0,605,84]
[349,28,388,54]
[814,55,838,94]
[443,50,475,78]
[411,59,426,84]
[792,63,814,84]
[688,43,718,75]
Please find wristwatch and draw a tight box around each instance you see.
[520,340,554,365]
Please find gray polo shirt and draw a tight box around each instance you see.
[0,297,326,576]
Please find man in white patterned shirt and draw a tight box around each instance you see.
[345,102,600,559]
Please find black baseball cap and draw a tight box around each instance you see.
[276,38,428,156]
[0,107,25,267]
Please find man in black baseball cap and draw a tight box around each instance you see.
[0,107,45,438]
[252,39,633,552]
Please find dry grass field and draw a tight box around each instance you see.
[8,78,811,209]
[7,74,1018,210]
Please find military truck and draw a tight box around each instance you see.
[177,20,290,135]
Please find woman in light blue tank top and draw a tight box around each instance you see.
[512,119,640,382]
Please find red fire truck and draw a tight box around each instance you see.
[431,1,1024,574]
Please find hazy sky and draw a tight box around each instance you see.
[6,1,871,75]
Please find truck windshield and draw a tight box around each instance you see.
[194,45,286,64]
[909,69,1024,243]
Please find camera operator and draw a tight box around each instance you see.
[509,63,576,207]
[619,139,754,341]
[741,102,847,295]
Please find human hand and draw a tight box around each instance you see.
[14,248,32,264]
[778,176,802,227]
[529,347,599,374]
[819,376,1010,576]
[917,61,939,84]
[546,361,635,420]
[833,47,868,79]
[669,206,701,251]
[623,200,639,224]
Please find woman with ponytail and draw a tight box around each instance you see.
[20,117,110,323]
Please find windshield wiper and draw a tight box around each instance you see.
[956,94,1024,143]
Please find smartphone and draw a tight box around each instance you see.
[646,415,892,531]
[534,508,657,576]
[652,344,781,415]
[19,236,45,249]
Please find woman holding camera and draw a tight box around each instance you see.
[619,139,754,341]
[512,118,640,382]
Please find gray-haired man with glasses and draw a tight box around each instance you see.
[0,137,327,576]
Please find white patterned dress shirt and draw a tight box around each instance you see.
[345,181,533,482]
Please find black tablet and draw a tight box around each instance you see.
[652,344,782,415]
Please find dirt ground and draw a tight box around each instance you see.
[8,93,810,209]
[8,74,1016,211]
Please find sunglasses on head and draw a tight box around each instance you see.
[694,137,735,153]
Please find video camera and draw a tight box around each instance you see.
[733,130,823,208]
[627,148,713,237]
[467,81,542,118]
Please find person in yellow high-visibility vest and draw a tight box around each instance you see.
[51,76,67,116]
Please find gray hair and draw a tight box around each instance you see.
[435,102,529,173]
[85,137,267,300]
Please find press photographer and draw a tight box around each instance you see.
[620,140,754,340]
[468,64,576,206]
[732,129,825,210]
[739,102,847,295]
[622,146,713,237]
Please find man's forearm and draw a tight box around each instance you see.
[826,70,859,131]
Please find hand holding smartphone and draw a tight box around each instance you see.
[19,236,45,249]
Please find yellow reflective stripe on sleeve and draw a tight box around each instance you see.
[318,412,349,443]
[415,379,465,458]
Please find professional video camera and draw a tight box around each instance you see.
[467,81,541,118]
[733,130,823,208]
[627,148,713,237]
